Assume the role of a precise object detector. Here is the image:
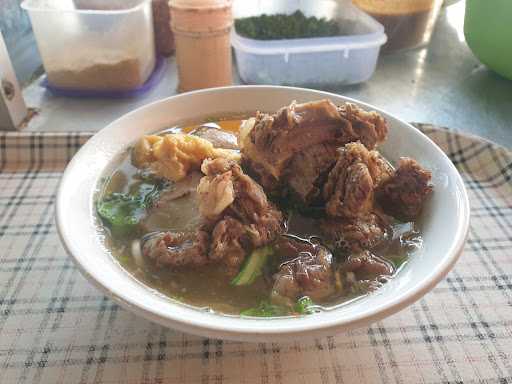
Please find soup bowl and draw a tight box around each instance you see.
[56,86,469,342]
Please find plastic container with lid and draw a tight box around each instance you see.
[170,0,233,92]
[21,0,156,93]
[352,0,443,52]
[231,0,386,88]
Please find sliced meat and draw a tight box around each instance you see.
[240,99,389,192]
[199,158,283,225]
[272,237,335,302]
[323,142,394,218]
[285,143,338,203]
[143,158,285,275]
[201,156,234,175]
[335,251,393,295]
[141,230,210,267]
[246,209,285,248]
[337,103,388,150]
[369,152,396,187]
[191,124,238,150]
[321,213,390,252]
[274,235,316,258]
[377,157,433,219]
[198,158,285,275]
[209,217,248,275]
[325,161,374,218]
[340,251,394,279]
[272,235,335,303]
[228,163,271,223]
[272,265,301,302]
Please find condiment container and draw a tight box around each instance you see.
[152,0,175,57]
[352,0,443,52]
[170,0,233,92]
[21,0,156,92]
[231,0,386,87]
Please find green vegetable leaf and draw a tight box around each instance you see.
[390,254,409,269]
[97,194,146,237]
[132,182,161,206]
[241,296,319,317]
[294,296,316,314]
[97,181,161,237]
[235,10,340,41]
[240,300,289,317]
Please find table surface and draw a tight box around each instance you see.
[1,126,511,384]
[22,0,512,149]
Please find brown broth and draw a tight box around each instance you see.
[99,118,423,316]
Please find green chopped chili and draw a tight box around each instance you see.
[235,10,340,40]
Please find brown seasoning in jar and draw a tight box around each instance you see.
[46,58,144,91]
[352,0,443,51]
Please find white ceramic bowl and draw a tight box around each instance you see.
[56,86,470,342]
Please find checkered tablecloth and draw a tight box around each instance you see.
[0,126,511,384]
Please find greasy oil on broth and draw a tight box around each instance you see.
[182,119,244,134]
[100,117,423,316]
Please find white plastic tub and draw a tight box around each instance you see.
[22,0,155,92]
[232,0,387,87]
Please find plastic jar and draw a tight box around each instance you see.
[231,0,386,87]
[170,0,233,92]
[352,0,443,52]
[22,0,156,92]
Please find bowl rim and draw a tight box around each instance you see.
[56,85,470,341]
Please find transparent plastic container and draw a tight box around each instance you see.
[21,0,156,92]
[352,0,443,52]
[231,0,386,87]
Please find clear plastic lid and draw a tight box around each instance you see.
[21,0,150,13]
